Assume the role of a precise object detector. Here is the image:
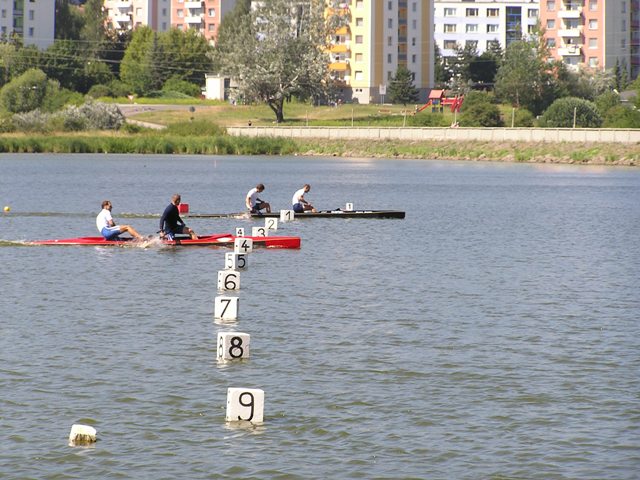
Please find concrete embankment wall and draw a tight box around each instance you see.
[227,126,640,144]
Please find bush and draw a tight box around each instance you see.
[459,91,503,127]
[42,86,84,112]
[0,68,49,113]
[12,109,52,133]
[87,84,112,99]
[506,108,534,127]
[164,120,226,136]
[407,113,451,127]
[162,77,202,97]
[538,97,603,128]
[108,80,133,98]
[594,91,620,117]
[602,105,640,128]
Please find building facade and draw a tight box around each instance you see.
[104,0,172,33]
[540,0,634,75]
[0,0,54,48]
[434,0,540,60]
[632,0,639,79]
[328,0,434,104]
[171,0,237,42]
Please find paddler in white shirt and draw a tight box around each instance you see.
[292,184,317,213]
[96,200,143,240]
[246,183,271,214]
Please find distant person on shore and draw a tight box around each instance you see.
[292,184,317,213]
[159,194,198,240]
[246,183,271,214]
[96,200,143,240]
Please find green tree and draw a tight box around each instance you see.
[120,27,155,95]
[458,90,503,127]
[55,0,83,40]
[594,90,620,117]
[468,50,500,86]
[602,105,640,128]
[213,0,334,123]
[388,66,419,105]
[494,40,555,115]
[0,68,49,113]
[80,0,109,54]
[537,97,603,128]
[433,43,447,87]
[160,28,212,86]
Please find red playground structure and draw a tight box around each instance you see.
[415,90,464,114]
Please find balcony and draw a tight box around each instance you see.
[329,43,350,53]
[113,14,132,23]
[329,62,350,71]
[111,1,132,9]
[557,7,582,19]
[185,1,202,8]
[558,46,581,56]
[185,15,203,24]
[558,27,582,37]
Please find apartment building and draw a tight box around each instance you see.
[434,0,540,61]
[104,0,171,33]
[328,0,434,104]
[632,0,639,79]
[540,0,634,76]
[172,0,237,42]
[0,0,54,48]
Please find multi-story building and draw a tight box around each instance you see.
[0,0,54,48]
[632,0,639,79]
[104,0,172,33]
[328,0,434,104]
[172,0,237,42]
[540,0,633,75]
[434,0,540,60]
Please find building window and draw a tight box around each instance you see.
[487,8,499,17]
[466,8,478,17]
[443,40,457,49]
[412,19,417,29]
[528,9,538,18]
[208,23,215,32]
[387,36,392,46]
[547,19,555,29]
[162,22,167,29]
[411,37,415,46]
[466,24,478,33]
[622,1,626,13]
[589,0,597,11]
[588,37,597,48]
[388,18,392,28]
[466,40,477,49]
[28,27,34,37]
[589,57,598,67]
[622,19,626,32]
[444,8,456,16]
[1,9,5,18]
[355,53,363,62]
[547,1,555,11]
[486,40,497,49]
[388,1,392,10]
[527,25,535,34]
[546,38,556,48]
[136,7,142,16]
[589,19,598,29]
[412,54,416,63]
[387,71,393,80]
[355,17,363,27]
[355,35,363,44]
[177,9,184,18]
[622,38,626,48]
[355,70,363,80]
[162,8,167,15]
[412,2,417,13]
[487,24,498,33]
[444,24,456,33]
[28,10,34,20]
[208,8,215,16]
[387,53,392,63]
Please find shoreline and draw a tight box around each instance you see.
[0,133,638,166]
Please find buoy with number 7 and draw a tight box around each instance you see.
[214,296,239,319]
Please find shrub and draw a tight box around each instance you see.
[162,77,202,97]
[407,113,450,127]
[87,84,112,99]
[538,97,603,128]
[108,80,133,98]
[42,86,84,112]
[164,120,226,136]
[602,105,640,128]
[594,91,620,117]
[12,109,52,132]
[0,68,49,113]
[459,91,504,127]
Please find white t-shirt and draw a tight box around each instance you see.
[96,208,113,232]
[292,188,306,206]
[246,187,260,207]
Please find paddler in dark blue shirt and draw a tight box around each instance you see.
[159,194,198,240]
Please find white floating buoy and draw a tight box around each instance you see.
[265,218,278,231]
[251,226,267,237]
[217,270,240,291]
[234,237,253,254]
[345,202,354,211]
[68,424,97,445]
[280,209,294,222]
[226,388,264,423]
[225,252,248,270]
[235,227,245,237]
[217,332,250,362]
[214,296,239,319]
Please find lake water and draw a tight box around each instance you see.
[1,154,638,479]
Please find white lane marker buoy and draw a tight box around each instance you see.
[225,252,248,270]
[214,296,239,319]
[68,424,97,446]
[226,388,264,424]
[217,332,250,362]
[217,270,240,291]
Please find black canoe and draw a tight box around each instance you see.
[186,209,405,219]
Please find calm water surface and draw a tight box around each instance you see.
[0,154,639,479]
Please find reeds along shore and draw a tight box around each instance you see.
[0,133,638,165]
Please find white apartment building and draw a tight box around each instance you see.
[104,0,172,33]
[434,0,540,60]
[0,0,54,49]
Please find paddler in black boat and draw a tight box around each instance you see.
[292,184,317,213]
[159,194,198,240]
[246,183,272,214]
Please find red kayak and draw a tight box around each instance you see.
[28,233,301,249]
